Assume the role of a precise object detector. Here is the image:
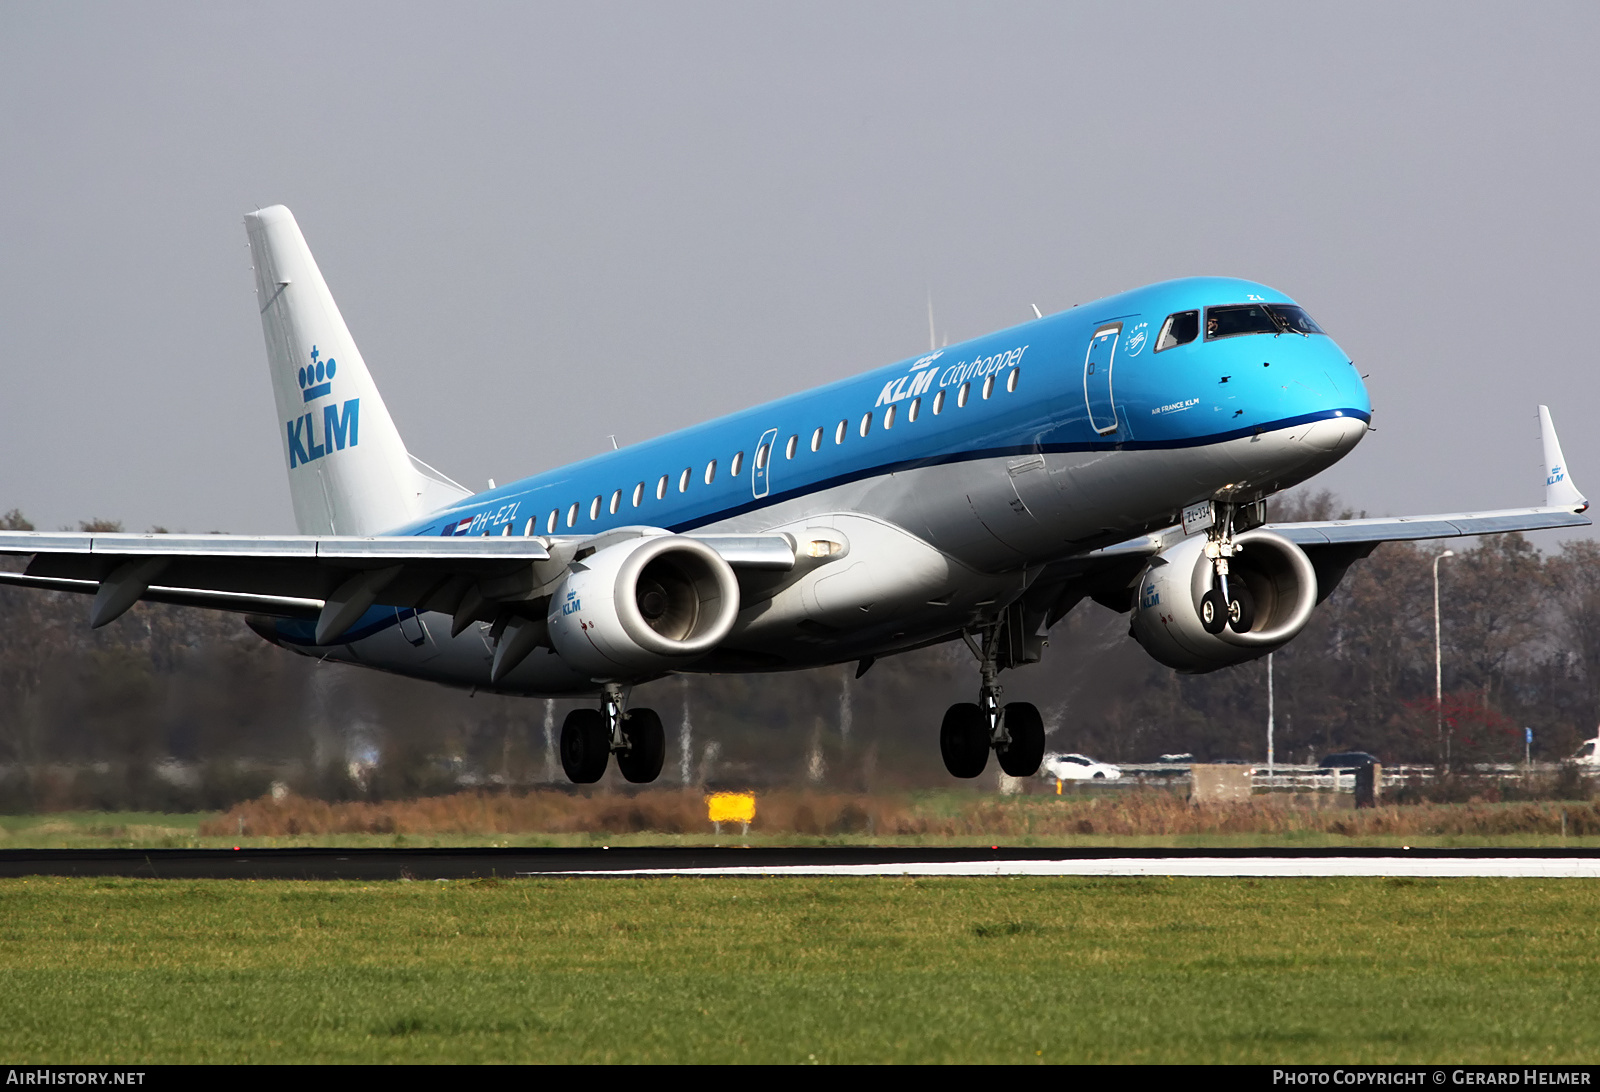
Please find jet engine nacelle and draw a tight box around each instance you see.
[1129,529,1318,673]
[547,535,741,678]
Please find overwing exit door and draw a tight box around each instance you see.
[1083,323,1121,434]
[752,428,778,499]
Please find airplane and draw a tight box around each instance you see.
[0,205,1588,784]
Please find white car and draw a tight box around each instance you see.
[1571,738,1600,768]
[1041,753,1122,781]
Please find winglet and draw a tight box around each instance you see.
[1540,405,1588,512]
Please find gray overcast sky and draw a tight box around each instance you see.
[2,2,1597,542]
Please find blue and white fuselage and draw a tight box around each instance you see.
[260,275,1369,693]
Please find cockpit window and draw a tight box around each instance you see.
[1267,304,1325,335]
[1205,303,1326,340]
[1155,311,1199,351]
[1205,304,1278,339]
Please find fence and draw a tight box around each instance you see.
[1094,763,1574,795]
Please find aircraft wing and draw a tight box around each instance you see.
[1277,403,1591,543]
[0,529,795,643]
[1029,405,1590,623]
[1266,506,1590,545]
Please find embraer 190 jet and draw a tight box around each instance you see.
[0,207,1587,782]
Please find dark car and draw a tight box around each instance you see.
[1319,751,1380,770]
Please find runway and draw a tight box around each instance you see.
[2,846,1599,880]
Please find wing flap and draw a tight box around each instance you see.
[0,570,322,619]
[0,531,552,562]
[0,529,794,636]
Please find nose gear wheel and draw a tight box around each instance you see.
[1202,501,1258,635]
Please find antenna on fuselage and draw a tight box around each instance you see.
[1031,304,1042,319]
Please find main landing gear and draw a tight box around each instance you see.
[1199,502,1255,636]
[939,627,1046,779]
[560,682,666,784]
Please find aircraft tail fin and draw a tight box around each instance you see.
[1539,405,1588,512]
[245,206,471,535]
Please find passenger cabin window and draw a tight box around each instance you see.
[609,490,621,515]
[859,412,872,437]
[932,390,945,414]
[632,482,644,507]
[884,404,896,429]
[835,420,847,444]
[811,427,823,452]
[678,467,691,492]
[957,382,970,408]
[1007,368,1020,393]
[1156,311,1199,351]
[785,435,798,459]
[981,374,994,400]
[524,518,536,536]
[908,397,921,422]
[656,476,668,500]
[566,503,579,528]
[705,459,717,484]
[547,509,558,534]
[590,496,601,520]
[755,444,769,470]
[731,452,744,476]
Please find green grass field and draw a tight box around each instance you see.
[2,875,1599,1062]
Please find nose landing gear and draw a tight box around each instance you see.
[1199,501,1257,636]
[939,626,1046,779]
[559,682,667,784]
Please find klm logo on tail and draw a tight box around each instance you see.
[287,345,360,468]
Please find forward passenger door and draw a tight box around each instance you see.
[1083,323,1122,434]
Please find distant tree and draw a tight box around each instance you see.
[1440,534,1548,706]
[1270,489,1358,523]
[1547,540,1600,716]
[0,509,34,531]
[78,519,123,533]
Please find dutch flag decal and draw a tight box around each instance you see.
[440,516,473,537]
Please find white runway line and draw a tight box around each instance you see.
[535,857,1600,878]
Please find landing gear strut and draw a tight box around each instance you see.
[939,626,1045,779]
[559,682,666,784]
[1200,502,1255,636]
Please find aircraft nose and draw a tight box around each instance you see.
[1299,413,1367,455]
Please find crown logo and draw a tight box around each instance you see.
[298,346,337,402]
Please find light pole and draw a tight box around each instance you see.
[1434,549,1455,770]
[1266,652,1275,776]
